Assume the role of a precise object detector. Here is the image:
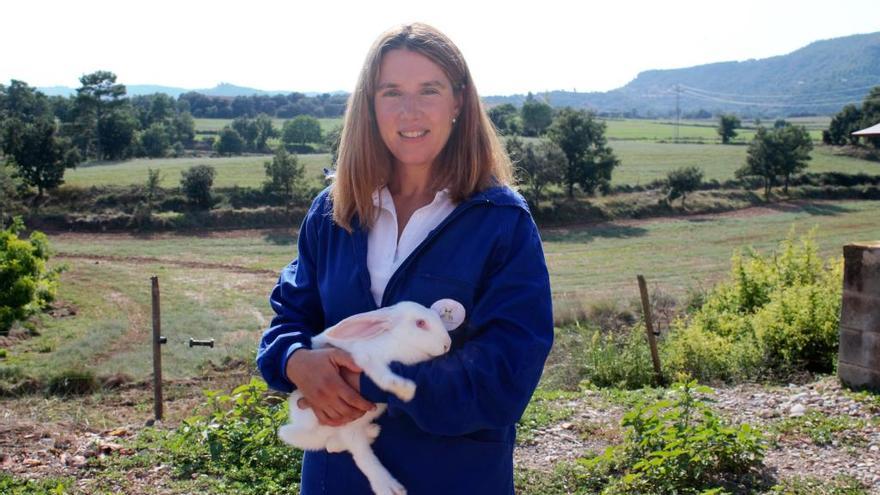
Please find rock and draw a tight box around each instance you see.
[789,403,807,417]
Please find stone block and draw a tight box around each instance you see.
[839,328,880,369]
[840,291,880,333]
[843,242,880,294]
[839,362,880,393]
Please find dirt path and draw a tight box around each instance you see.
[53,253,278,276]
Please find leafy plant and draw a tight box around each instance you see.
[581,381,765,494]
[0,472,72,494]
[165,378,302,495]
[1,217,62,334]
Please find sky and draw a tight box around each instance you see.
[3,0,879,96]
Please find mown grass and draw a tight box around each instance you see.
[193,117,343,134]
[64,154,331,189]
[62,143,878,191]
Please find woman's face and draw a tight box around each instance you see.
[374,49,461,173]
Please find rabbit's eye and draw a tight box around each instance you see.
[416,319,428,330]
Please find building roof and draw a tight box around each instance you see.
[853,122,880,136]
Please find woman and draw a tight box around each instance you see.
[257,23,553,494]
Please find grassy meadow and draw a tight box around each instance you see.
[63,142,879,189]
[3,199,875,382]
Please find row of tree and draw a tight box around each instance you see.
[505,107,814,205]
[179,91,346,119]
[212,114,328,156]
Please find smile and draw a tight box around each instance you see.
[399,130,429,138]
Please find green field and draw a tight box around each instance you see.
[65,142,879,189]
[191,117,827,143]
[194,117,343,134]
[65,154,331,188]
[4,199,876,380]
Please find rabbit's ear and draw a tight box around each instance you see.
[325,313,390,341]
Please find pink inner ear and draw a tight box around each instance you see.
[325,315,389,341]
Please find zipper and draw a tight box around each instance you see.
[378,198,492,308]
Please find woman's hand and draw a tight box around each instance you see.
[286,348,375,426]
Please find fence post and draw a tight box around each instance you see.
[637,275,663,384]
[151,276,163,421]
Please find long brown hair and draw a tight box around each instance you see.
[331,22,513,232]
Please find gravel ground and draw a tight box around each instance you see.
[514,376,880,493]
[1,376,878,493]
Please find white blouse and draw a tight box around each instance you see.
[367,187,456,306]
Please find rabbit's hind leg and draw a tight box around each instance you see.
[348,436,406,495]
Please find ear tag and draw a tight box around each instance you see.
[430,299,466,331]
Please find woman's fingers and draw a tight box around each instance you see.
[286,348,375,426]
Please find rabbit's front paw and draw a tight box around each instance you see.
[389,378,416,402]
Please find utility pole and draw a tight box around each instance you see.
[675,84,681,143]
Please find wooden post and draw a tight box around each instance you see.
[637,275,663,384]
[151,276,163,421]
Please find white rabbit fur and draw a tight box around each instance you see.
[278,300,454,495]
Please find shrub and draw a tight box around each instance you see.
[180,165,217,209]
[165,378,302,495]
[1,217,62,334]
[46,368,98,396]
[662,230,842,381]
[582,326,656,389]
[665,166,704,206]
[582,381,765,494]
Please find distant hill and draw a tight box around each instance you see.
[37,82,342,98]
[485,31,880,118]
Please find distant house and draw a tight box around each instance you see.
[852,122,880,138]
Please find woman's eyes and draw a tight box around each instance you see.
[380,88,441,97]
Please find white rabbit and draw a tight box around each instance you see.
[278,299,462,495]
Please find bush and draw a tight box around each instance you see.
[165,378,302,495]
[665,166,704,206]
[582,326,656,389]
[180,164,217,209]
[1,217,62,334]
[662,230,842,381]
[46,368,98,396]
[582,381,765,494]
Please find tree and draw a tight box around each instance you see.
[548,108,619,197]
[2,118,80,199]
[665,166,704,206]
[140,122,171,158]
[824,104,862,146]
[282,115,322,147]
[232,116,259,151]
[215,127,244,156]
[0,164,21,225]
[717,114,741,144]
[521,94,553,137]
[74,71,127,159]
[737,125,812,199]
[144,168,163,212]
[505,136,565,206]
[263,148,306,206]
[253,114,276,152]
[96,106,137,160]
[488,103,520,135]
[171,111,196,146]
[325,125,343,165]
[180,165,216,209]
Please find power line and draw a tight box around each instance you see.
[678,83,879,99]
[678,89,878,108]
